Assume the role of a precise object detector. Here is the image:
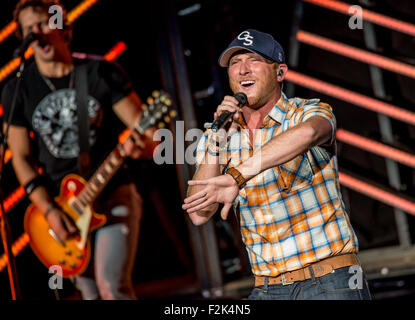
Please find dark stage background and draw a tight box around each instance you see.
[0,0,415,301]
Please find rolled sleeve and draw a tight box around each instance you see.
[296,101,337,146]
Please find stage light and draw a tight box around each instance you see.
[0,234,30,272]
[337,129,415,168]
[104,42,127,62]
[303,0,415,37]
[0,187,25,219]
[0,22,16,45]
[285,70,415,126]
[339,172,415,215]
[66,0,100,25]
[297,30,415,79]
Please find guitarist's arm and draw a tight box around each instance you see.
[113,91,159,159]
[4,124,78,241]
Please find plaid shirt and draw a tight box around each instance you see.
[195,92,358,277]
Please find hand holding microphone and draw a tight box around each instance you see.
[211,92,247,132]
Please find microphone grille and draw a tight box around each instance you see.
[234,92,248,106]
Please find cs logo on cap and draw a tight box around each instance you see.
[237,31,254,46]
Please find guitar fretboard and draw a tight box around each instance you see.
[71,144,127,214]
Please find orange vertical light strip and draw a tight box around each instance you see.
[0,187,26,218]
[0,21,17,45]
[284,70,415,126]
[303,0,415,37]
[0,233,30,272]
[339,172,415,215]
[4,149,13,164]
[0,0,100,83]
[104,42,127,62]
[66,0,99,24]
[297,30,415,79]
[337,129,415,168]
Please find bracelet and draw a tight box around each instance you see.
[44,202,56,219]
[225,167,248,189]
[207,130,227,154]
[24,175,45,196]
[207,146,220,157]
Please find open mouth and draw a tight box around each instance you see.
[37,38,51,52]
[240,80,255,89]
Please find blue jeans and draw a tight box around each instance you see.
[248,266,372,300]
[73,183,142,300]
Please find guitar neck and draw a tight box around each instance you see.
[70,89,172,211]
[75,143,128,208]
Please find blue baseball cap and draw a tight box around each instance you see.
[218,29,285,67]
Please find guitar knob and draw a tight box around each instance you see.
[169,110,177,118]
[158,123,165,129]
[152,90,160,98]
[164,116,171,123]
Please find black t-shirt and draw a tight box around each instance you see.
[2,57,134,196]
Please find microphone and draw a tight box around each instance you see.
[13,32,40,58]
[211,92,247,132]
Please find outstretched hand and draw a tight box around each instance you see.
[182,174,239,220]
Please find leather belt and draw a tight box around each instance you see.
[255,253,359,286]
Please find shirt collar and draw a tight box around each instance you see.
[234,91,290,128]
[265,91,290,125]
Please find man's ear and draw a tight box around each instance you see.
[277,64,288,82]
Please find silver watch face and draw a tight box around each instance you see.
[32,88,102,159]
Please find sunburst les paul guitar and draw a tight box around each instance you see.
[24,90,175,278]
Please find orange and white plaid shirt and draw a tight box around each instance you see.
[195,92,358,277]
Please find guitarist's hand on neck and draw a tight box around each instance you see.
[123,129,158,160]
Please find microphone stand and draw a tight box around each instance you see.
[0,54,26,300]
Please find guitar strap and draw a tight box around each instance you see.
[75,63,91,178]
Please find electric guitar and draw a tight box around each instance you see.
[24,90,175,278]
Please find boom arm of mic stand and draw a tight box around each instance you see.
[0,56,26,300]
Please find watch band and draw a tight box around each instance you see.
[226,167,247,189]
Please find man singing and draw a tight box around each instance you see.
[183,29,371,300]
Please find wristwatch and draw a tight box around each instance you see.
[225,167,247,189]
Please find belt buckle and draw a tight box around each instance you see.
[281,273,294,286]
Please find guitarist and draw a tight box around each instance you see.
[2,0,156,300]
